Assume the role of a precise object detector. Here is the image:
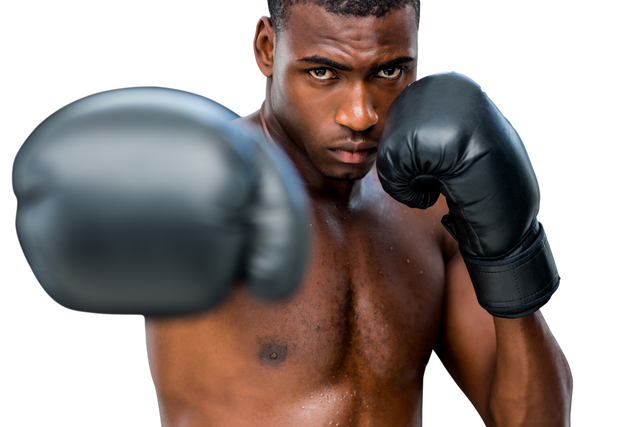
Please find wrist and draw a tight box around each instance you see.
[462,222,560,318]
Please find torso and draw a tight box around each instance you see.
[145,118,454,427]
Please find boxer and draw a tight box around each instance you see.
[145,2,572,427]
[15,1,573,426]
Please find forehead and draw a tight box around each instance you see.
[276,3,418,66]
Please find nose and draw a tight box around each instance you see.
[335,82,378,132]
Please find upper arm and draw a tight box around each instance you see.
[434,210,498,423]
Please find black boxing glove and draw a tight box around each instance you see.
[377,72,559,318]
[13,87,309,316]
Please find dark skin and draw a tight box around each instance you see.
[145,4,572,426]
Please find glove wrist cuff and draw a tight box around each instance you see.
[462,222,560,318]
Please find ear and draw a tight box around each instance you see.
[254,16,275,78]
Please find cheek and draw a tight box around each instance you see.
[272,64,302,117]
[272,71,334,147]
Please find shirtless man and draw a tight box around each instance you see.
[144,1,572,426]
[13,1,572,426]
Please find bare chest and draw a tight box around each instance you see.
[226,198,447,388]
[145,191,450,426]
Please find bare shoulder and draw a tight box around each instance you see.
[234,109,261,128]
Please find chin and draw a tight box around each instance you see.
[321,161,375,181]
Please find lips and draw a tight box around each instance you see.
[328,147,377,164]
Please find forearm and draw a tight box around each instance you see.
[488,311,572,427]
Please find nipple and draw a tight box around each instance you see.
[259,343,288,366]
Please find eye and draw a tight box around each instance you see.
[377,67,402,79]
[309,68,336,80]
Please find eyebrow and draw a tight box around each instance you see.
[297,55,415,72]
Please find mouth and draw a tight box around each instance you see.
[328,147,378,164]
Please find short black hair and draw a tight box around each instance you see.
[267,0,420,34]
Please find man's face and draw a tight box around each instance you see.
[269,4,418,181]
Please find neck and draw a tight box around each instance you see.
[259,97,366,207]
